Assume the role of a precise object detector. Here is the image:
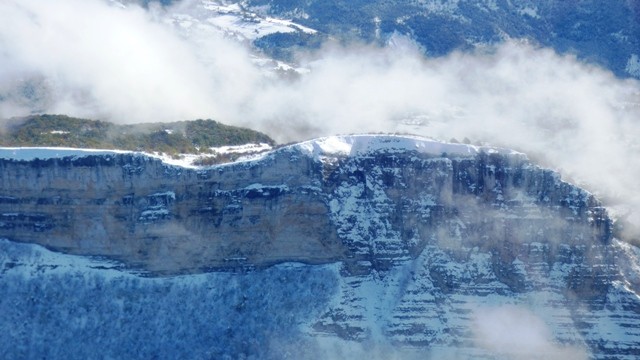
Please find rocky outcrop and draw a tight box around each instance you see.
[1,135,639,358]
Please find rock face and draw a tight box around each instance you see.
[0,136,610,273]
[0,135,639,358]
[0,148,344,273]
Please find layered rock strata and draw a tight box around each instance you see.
[2,135,639,358]
[0,136,610,274]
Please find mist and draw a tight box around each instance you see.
[473,305,588,360]
[1,0,640,234]
[0,0,249,122]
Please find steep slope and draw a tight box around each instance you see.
[0,135,639,358]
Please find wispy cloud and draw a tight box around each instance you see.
[473,305,588,360]
[0,0,226,121]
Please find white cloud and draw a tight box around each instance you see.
[473,305,588,360]
[0,0,231,122]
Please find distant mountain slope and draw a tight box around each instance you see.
[242,0,640,78]
[0,114,275,154]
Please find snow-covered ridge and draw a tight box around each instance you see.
[0,146,192,167]
[0,143,273,168]
[0,135,523,167]
[294,134,524,159]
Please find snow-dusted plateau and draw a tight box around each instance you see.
[1,135,639,359]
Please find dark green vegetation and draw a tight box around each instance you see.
[254,32,327,63]
[0,114,275,155]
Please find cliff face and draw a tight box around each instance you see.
[0,135,638,358]
[0,136,610,274]
[0,149,343,272]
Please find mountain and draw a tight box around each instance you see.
[241,0,640,78]
[146,0,640,78]
[150,0,640,78]
[1,134,639,358]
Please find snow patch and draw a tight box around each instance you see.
[170,0,316,42]
[295,134,521,159]
[139,208,170,221]
[150,191,176,200]
[0,147,132,161]
[626,54,640,77]
[209,142,272,155]
[518,6,540,19]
